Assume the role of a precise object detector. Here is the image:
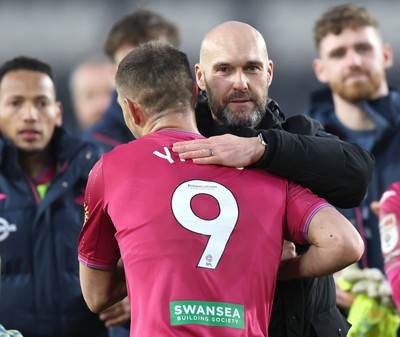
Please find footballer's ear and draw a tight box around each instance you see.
[125,98,142,125]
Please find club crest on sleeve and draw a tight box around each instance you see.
[379,213,399,254]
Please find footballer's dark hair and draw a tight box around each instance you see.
[0,56,55,84]
[116,41,194,117]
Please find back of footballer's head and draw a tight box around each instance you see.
[115,40,195,118]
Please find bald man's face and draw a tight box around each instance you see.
[195,25,273,128]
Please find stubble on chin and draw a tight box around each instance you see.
[207,93,267,128]
[333,72,385,102]
[220,106,264,128]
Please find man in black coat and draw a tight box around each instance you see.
[172,21,374,337]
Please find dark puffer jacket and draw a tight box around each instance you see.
[0,127,106,337]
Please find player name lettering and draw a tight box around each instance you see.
[153,147,184,163]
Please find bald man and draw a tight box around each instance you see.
[196,21,272,130]
[173,21,374,337]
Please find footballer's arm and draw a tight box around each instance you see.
[80,263,127,313]
[279,206,364,280]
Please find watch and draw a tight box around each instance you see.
[258,133,267,147]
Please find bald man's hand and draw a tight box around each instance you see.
[172,134,265,168]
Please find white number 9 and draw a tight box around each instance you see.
[171,180,238,269]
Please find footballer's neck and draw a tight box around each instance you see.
[144,110,200,136]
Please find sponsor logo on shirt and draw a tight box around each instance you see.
[170,300,244,329]
[0,217,17,241]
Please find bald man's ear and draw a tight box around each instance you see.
[194,64,206,91]
[267,60,274,86]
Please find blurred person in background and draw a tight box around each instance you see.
[0,56,103,337]
[172,21,374,337]
[69,60,115,132]
[304,3,400,314]
[83,7,180,153]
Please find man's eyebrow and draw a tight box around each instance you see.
[212,62,230,69]
[212,60,264,68]
[35,95,52,100]
[6,95,23,99]
[245,60,264,66]
[327,46,346,57]
[354,42,372,48]
[6,93,52,98]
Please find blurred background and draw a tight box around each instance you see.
[0,0,398,132]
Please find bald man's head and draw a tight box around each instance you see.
[199,21,269,66]
[195,21,273,128]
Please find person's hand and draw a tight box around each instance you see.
[335,287,356,309]
[370,200,380,216]
[172,134,265,168]
[99,297,130,327]
[277,240,298,280]
[280,240,297,263]
[334,270,356,310]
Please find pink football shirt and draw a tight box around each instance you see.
[78,130,329,337]
[379,182,400,309]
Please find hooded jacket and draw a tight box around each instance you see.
[306,87,400,271]
[0,127,106,337]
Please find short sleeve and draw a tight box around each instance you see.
[78,157,120,269]
[285,181,330,244]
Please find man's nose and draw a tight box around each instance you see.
[232,71,249,91]
[346,49,363,67]
[22,103,39,121]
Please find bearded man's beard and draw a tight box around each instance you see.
[332,69,386,103]
[205,81,268,128]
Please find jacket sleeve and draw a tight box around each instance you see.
[254,115,375,208]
